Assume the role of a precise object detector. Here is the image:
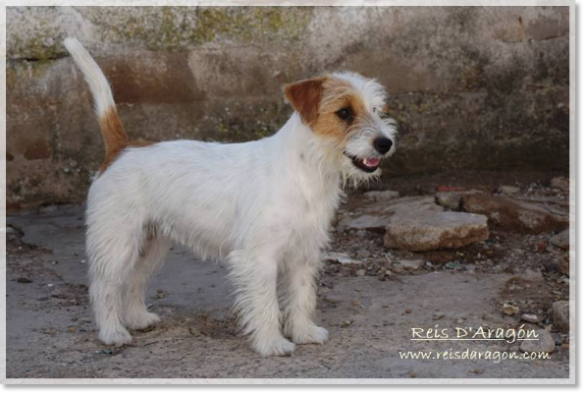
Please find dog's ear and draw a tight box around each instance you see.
[284,77,326,125]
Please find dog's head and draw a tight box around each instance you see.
[285,71,396,182]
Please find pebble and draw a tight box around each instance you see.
[16,277,33,284]
[521,314,541,324]
[324,295,344,304]
[551,301,569,332]
[356,249,370,259]
[356,269,366,277]
[502,303,519,316]
[398,259,425,271]
[550,176,569,192]
[499,185,521,195]
[433,312,445,320]
[519,329,556,353]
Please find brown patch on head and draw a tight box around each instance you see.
[284,77,327,125]
[97,107,154,174]
[285,75,370,142]
[311,77,369,141]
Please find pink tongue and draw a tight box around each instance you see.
[363,158,380,167]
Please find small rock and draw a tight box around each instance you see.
[355,269,366,277]
[502,303,519,316]
[324,295,344,304]
[433,312,445,320]
[519,329,556,353]
[521,314,541,324]
[391,264,405,274]
[340,320,354,328]
[498,185,520,195]
[398,259,425,271]
[549,229,569,250]
[551,301,569,332]
[557,253,570,275]
[363,190,400,202]
[16,277,33,284]
[550,176,569,192]
[435,190,481,211]
[405,308,412,314]
[384,212,489,252]
[356,249,370,259]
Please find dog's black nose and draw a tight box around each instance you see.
[374,137,393,154]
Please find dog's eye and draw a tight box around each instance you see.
[336,107,353,121]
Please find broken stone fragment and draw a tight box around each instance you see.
[384,211,489,252]
[462,194,568,234]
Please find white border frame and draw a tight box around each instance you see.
[0,0,577,385]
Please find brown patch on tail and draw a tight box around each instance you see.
[97,107,154,174]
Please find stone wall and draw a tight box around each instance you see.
[7,6,570,210]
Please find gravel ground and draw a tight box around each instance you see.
[5,171,571,380]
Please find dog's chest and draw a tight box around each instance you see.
[286,174,341,233]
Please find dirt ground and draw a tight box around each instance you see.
[5,170,571,379]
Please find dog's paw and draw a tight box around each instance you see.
[99,327,133,347]
[290,325,329,345]
[125,311,161,330]
[253,336,296,357]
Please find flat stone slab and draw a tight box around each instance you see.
[340,196,444,232]
[384,211,489,252]
[462,194,568,234]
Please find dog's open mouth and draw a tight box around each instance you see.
[345,154,381,173]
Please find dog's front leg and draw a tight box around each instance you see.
[283,253,329,345]
[228,249,296,357]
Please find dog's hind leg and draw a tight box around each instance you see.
[87,226,142,347]
[123,235,170,330]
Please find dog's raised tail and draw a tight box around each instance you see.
[64,38,128,157]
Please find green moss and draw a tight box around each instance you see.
[89,7,313,51]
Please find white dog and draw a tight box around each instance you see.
[64,38,396,356]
